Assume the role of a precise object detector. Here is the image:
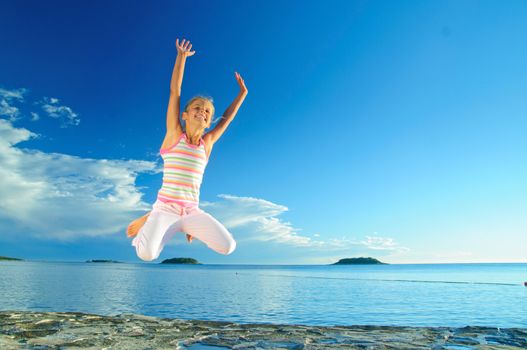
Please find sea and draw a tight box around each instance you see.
[0,261,526,328]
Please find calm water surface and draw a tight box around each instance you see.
[1,261,526,327]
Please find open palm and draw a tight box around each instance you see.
[176,38,195,57]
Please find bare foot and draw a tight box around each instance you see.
[127,212,150,238]
[186,234,193,243]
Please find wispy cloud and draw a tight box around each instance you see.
[30,112,40,121]
[361,236,409,252]
[0,100,19,121]
[202,194,311,246]
[0,87,80,127]
[0,87,27,121]
[38,96,80,127]
[0,87,27,100]
[201,194,409,255]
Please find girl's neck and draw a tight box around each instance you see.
[185,127,204,146]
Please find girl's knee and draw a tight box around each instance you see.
[136,246,159,262]
[223,238,236,255]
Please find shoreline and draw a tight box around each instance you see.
[1,311,526,349]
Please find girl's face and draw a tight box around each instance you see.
[183,99,213,129]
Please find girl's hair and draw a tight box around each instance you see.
[184,95,215,118]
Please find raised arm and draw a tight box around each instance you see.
[204,72,248,146]
[162,39,195,150]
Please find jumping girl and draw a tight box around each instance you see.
[127,38,248,261]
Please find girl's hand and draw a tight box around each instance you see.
[176,38,195,57]
[235,72,248,95]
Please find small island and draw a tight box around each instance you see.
[0,256,23,261]
[161,257,200,265]
[86,260,122,263]
[333,257,386,265]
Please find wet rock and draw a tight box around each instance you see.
[0,311,526,349]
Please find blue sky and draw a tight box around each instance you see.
[1,0,526,264]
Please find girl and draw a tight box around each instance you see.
[128,38,248,261]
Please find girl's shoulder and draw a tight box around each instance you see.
[160,130,184,153]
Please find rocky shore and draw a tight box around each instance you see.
[1,311,526,349]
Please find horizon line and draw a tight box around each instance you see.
[2,258,526,265]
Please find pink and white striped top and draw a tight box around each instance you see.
[157,133,208,207]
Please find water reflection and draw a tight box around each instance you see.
[1,261,526,327]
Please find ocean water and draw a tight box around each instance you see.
[0,261,526,327]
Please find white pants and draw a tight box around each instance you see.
[131,200,236,261]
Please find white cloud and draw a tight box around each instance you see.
[361,235,408,252]
[0,87,27,101]
[202,194,312,246]
[201,194,409,255]
[39,96,80,127]
[0,88,27,121]
[0,100,20,121]
[0,87,80,127]
[0,119,158,241]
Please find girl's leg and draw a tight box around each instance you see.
[126,212,150,238]
[179,208,236,255]
[131,210,183,261]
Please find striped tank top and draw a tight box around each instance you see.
[157,133,208,206]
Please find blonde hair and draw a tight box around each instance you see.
[184,95,215,118]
